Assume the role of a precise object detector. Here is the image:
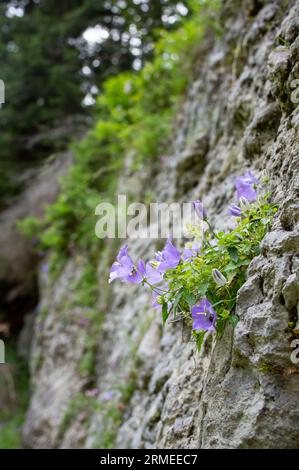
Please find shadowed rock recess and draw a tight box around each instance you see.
[23,0,299,449]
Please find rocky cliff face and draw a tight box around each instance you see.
[23,0,299,449]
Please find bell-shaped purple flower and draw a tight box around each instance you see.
[145,262,163,285]
[235,171,259,202]
[182,242,200,261]
[229,203,242,217]
[137,259,146,277]
[193,200,207,219]
[191,298,216,332]
[109,244,143,284]
[155,238,180,273]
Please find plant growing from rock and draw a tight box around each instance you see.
[109,172,278,350]
[18,3,219,276]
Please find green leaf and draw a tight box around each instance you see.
[219,309,230,319]
[198,280,209,297]
[227,298,237,311]
[216,317,227,338]
[227,246,239,262]
[184,290,196,308]
[162,302,169,326]
[229,314,239,328]
[193,330,206,352]
[172,289,184,318]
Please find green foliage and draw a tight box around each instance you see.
[73,264,99,308]
[258,362,279,373]
[0,0,191,147]
[0,162,20,210]
[0,343,30,449]
[95,373,137,449]
[68,263,103,380]
[17,217,43,239]
[95,9,210,166]
[58,392,99,441]
[152,193,277,350]
[58,372,137,448]
[19,3,219,269]
[0,0,192,207]
[78,308,103,381]
[98,407,123,450]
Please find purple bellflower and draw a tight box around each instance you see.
[155,238,181,273]
[235,171,259,202]
[191,298,217,332]
[182,242,200,261]
[193,200,207,219]
[109,244,143,284]
[144,262,163,285]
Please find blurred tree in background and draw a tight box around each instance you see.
[0,0,190,204]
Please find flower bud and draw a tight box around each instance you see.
[193,200,207,219]
[239,196,251,211]
[212,269,227,286]
[229,203,241,217]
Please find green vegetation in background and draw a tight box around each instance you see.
[73,264,105,381]
[0,0,191,208]
[58,392,99,442]
[58,371,137,448]
[0,343,30,449]
[19,1,221,274]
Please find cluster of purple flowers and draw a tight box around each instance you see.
[109,200,207,288]
[109,236,218,332]
[229,171,259,217]
[109,171,259,334]
[109,237,181,286]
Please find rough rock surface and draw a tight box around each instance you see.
[0,152,72,289]
[24,0,299,449]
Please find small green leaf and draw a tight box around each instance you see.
[198,281,209,297]
[184,291,196,308]
[193,330,206,352]
[227,298,237,311]
[219,309,230,319]
[261,218,270,226]
[229,314,239,328]
[216,317,227,338]
[227,246,239,262]
[172,289,183,318]
[162,302,169,326]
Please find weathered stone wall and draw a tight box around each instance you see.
[23,0,299,449]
